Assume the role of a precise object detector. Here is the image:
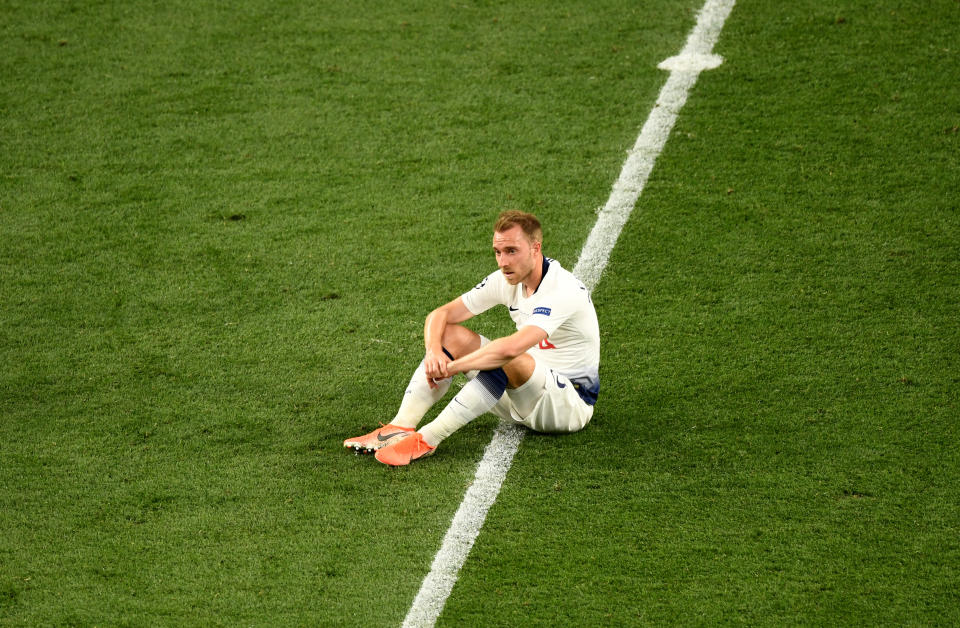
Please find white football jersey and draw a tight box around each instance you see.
[461,258,600,405]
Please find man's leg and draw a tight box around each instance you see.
[391,323,482,423]
[416,351,536,447]
[390,358,453,429]
[344,324,481,453]
[376,350,538,465]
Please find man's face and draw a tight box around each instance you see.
[493,225,540,286]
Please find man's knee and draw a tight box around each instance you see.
[441,324,481,358]
[502,353,536,389]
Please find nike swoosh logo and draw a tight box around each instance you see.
[377,431,409,442]
[551,371,567,389]
[509,306,519,311]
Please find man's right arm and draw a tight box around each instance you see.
[423,297,474,386]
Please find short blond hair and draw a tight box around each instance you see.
[494,210,542,244]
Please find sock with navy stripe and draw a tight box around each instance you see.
[418,367,507,446]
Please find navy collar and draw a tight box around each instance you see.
[533,256,550,294]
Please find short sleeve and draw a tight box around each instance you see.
[461,270,508,315]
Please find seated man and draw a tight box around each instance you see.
[344,210,600,466]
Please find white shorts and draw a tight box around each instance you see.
[488,361,593,433]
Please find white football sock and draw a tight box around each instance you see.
[391,360,451,429]
[418,368,507,447]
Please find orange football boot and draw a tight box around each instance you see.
[374,432,436,466]
[343,424,415,453]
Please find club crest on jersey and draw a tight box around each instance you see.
[533,306,552,316]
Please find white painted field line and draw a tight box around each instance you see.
[402,2,735,626]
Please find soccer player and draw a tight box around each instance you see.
[344,210,600,466]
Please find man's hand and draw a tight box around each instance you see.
[423,348,453,389]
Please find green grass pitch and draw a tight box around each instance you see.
[2,0,958,625]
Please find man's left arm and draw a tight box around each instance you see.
[444,325,547,376]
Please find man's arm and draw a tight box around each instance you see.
[445,325,547,376]
[423,297,474,386]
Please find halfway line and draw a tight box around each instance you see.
[402,2,736,626]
